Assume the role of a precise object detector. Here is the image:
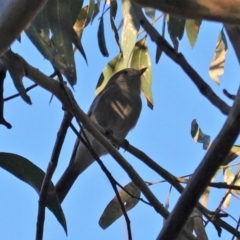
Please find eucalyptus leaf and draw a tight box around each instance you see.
[99,182,140,229]
[3,50,31,104]
[97,17,109,57]
[131,37,153,109]
[121,0,140,67]
[191,119,210,150]
[0,152,67,234]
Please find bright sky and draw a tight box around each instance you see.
[1,3,240,240]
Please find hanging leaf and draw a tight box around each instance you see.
[46,0,76,85]
[99,182,140,229]
[185,19,202,48]
[0,152,67,234]
[91,1,100,24]
[168,15,185,51]
[97,17,109,57]
[73,5,90,36]
[191,119,210,150]
[72,29,88,64]
[209,29,228,85]
[69,0,84,25]
[25,8,59,67]
[131,37,153,109]
[155,45,163,64]
[95,53,124,96]
[223,167,234,208]
[222,145,240,166]
[121,0,140,67]
[86,0,95,26]
[144,8,155,22]
[3,50,31,105]
[110,0,118,19]
[110,1,121,51]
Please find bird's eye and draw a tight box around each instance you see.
[123,70,128,75]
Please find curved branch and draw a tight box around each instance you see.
[131,0,240,25]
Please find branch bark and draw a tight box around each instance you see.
[131,0,240,25]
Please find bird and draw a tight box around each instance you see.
[56,67,147,203]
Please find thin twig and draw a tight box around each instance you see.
[36,111,72,239]
[0,64,11,128]
[69,123,133,240]
[4,71,57,102]
[19,54,196,240]
[124,142,240,238]
[132,3,230,116]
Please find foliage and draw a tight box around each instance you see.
[1,0,240,239]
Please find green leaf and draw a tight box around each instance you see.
[168,15,185,51]
[73,3,97,37]
[222,145,240,166]
[3,50,31,105]
[185,19,202,48]
[72,28,88,64]
[191,119,210,150]
[69,0,84,26]
[144,7,155,22]
[223,167,234,208]
[86,0,95,26]
[73,5,89,36]
[95,53,124,96]
[131,37,153,109]
[0,152,67,234]
[91,1,100,24]
[25,8,59,67]
[121,0,140,67]
[110,0,118,19]
[97,17,109,57]
[209,29,228,85]
[110,0,121,51]
[46,0,77,85]
[99,182,140,229]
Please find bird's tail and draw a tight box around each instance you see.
[55,163,81,203]
[55,143,96,203]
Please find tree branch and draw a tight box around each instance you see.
[131,3,230,115]
[131,0,240,25]
[156,51,240,240]
[36,110,72,239]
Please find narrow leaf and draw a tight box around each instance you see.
[110,1,121,51]
[185,19,202,48]
[95,53,124,96]
[209,29,228,85]
[97,17,109,57]
[72,28,88,64]
[46,0,77,85]
[223,167,234,208]
[0,152,67,234]
[191,119,210,150]
[121,0,140,67]
[110,0,118,19]
[131,37,153,109]
[99,182,140,229]
[69,0,84,25]
[144,8,155,22]
[3,51,31,104]
[222,145,240,166]
[168,15,185,51]
[86,0,95,26]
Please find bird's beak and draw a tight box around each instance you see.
[138,67,148,76]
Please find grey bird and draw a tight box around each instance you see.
[56,67,147,203]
